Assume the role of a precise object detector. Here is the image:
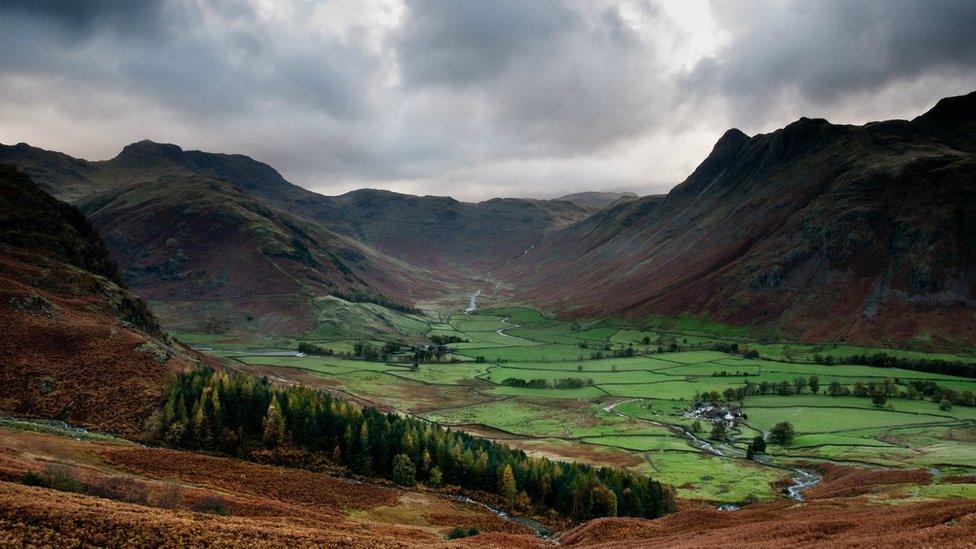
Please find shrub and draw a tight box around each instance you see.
[45,464,84,493]
[769,421,795,445]
[392,454,416,486]
[748,436,766,454]
[427,466,443,488]
[21,471,49,488]
[88,476,149,504]
[151,482,184,509]
[192,495,228,515]
[446,527,479,540]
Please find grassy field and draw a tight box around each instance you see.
[190,303,976,505]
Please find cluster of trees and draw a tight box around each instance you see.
[711,370,754,378]
[297,341,406,362]
[429,334,466,345]
[813,352,976,379]
[332,290,423,315]
[823,379,975,410]
[297,342,335,356]
[146,367,674,521]
[709,342,760,359]
[352,341,403,361]
[758,376,820,395]
[501,377,594,389]
[699,372,974,415]
[695,376,822,404]
[411,344,450,362]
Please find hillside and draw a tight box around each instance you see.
[0,165,198,435]
[499,91,976,347]
[77,175,442,337]
[556,191,638,209]
[0,140,596,272]
[300,189,595,270]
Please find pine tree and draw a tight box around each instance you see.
[499,464,517,506]
[262,398,286,447]
[428,466,443,488]
[392,454,416,486]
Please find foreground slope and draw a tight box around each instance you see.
[0,425,539,548]
[500,92,976,346]
[0,166,198,434]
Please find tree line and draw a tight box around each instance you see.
[145,367,674,521]
[501,377,594,389]
[696,374,975,412]
[813,352,976,379]
[332,289,423,315]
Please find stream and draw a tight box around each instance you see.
[602,400,821,503]
[448,495,553,540]
[465,290,481,314]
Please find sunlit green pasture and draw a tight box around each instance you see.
[197,301,976,504]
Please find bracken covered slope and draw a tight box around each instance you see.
[77,175,441,336]
[499,91,976,346]
[0,166,198,435]
[0,139,597,328]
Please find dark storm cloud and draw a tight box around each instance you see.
[0,0,170,38]
[687,0,976,123]
[394,0,664,155]
[396,0,578,87]
[0,0,975,200]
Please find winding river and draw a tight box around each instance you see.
[602,399,821,502]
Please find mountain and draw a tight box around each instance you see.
[556,191,638,209]
[77,175,441,336]
[295,189,594,270]
[0,140,599,329]
[98,141,598,270]
[0,165,198,434]
[0,139,300,203]
[499,92,976,347]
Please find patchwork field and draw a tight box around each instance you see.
[192,300,976,505]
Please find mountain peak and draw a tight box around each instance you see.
[717,128,749,146]
[114,140,187,166]
[915,90,976,124]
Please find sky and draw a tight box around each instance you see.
[1,0,975,201]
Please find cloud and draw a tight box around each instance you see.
[0,0,169,38]
[0,0,974,201]
[393,0,668,156]
[686,0,976,128]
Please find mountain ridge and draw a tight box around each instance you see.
[497,91,976,346]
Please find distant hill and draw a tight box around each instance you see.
[300,188,594,270]
[0,140,598,332]
[500,91,976,347]
[556,191,638,209]
[78,175,440,336]
[0,165,199,434]
[0,140,596,270]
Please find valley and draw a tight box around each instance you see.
[2,90,976,546]
[195,298,976,507]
